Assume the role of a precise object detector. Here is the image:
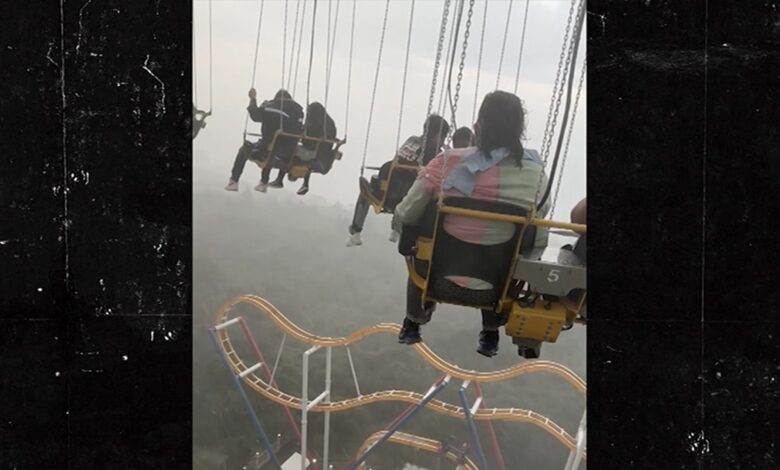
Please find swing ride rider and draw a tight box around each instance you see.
[393,91,550,358]
[278,102,338,196]
[225,88,304,192]
[192,105,211,139]
[451,126,475,149]
[345,114,450,247]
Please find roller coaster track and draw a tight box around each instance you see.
[214,294,587,456]
[354,431,478,470]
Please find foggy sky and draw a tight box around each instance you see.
[193,0,586,216]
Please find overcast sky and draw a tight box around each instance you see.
[193,0,585,218]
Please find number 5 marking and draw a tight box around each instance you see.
[547,269,560,282]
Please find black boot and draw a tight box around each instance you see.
[476,330,499,357]
[398,318,422,344]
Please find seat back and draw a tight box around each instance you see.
[403,197,536,310]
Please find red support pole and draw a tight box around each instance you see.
[474,382,505,470]
[238,316,319,470]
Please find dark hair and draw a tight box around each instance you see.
[275,89,292,101]
[452,127,474,148]
[306,102,326,122]
[423,114,450,138]
[305,102,326,133]
[305,101,335,139]
[476,91,525,160]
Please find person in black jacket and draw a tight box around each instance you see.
[293,102,338,195]
[345,114,449,247]
[225,88,304,192]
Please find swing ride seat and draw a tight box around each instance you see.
[358,160,421,214]
[400,197,587,359]
[286,134,347,181]
[249,130,346,181]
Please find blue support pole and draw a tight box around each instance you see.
[209,327,283,470]
[346,375,452,470]
[458,384,490,470]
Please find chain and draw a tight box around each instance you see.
[549,59,586,219]
[471,0,488,124]
[344,0,355,137]
[395,0,416,150]
[495,0,513,90]
[512,0,530,95]
[291,0,308,96]
[282,0,288,90]
[324,0,341,110]
[208,0,213,112]
[440,0,473,201]
[535,0,584,211]
[418,0,451,165]
[359,0,391,175]
[305,0,319,108]
[450,0,474,130]
[244,0,266,140]
[539,0,576,163]
[534,0,579,208]
[437,7,458,116]
[286,0,302,90]
[193,5,198,109]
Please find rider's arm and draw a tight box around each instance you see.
[394,178,432,228]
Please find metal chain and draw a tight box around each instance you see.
[193,4,198,109]
[208,0,213,112]
[534,0,584,210]
[512,0,530,95]
[305,0,319,107]
[441,0,473,200]
[549,58,586,219]
[324,0,341,110]
[285,0,302,90]
[282,0,288,90]
[244,0,266,139]
[418,0,451,165]
[471,0,488,124]
[291,0,308,96]
[344,0,356,137]
[395,0,417,150]
[437,7,458,116]
[359,0,391,176]
[539,0,577,164]
[451,0,474,130]
[324,0,331,108]
[495,0,514,90]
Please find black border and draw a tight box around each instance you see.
[589,1,778,468]
[1,1,192,468]
[1,1,777,468]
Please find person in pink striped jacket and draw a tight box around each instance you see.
[394,90,550,357]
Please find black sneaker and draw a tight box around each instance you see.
[476,330,499,357]
[398,318,422,344]
[269,179,284,188]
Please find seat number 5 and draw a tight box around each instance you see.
[547,269,560,283]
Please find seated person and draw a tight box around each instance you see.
[570,197,586,224]
[393,91,550,358]
[345,114,450,247]
[224,88,303,192]
[278,102,337,195]
[192,105,211,139]
[567,197,586,264]
[451,126,475,149]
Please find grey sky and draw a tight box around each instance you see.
[193,0,585,217]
